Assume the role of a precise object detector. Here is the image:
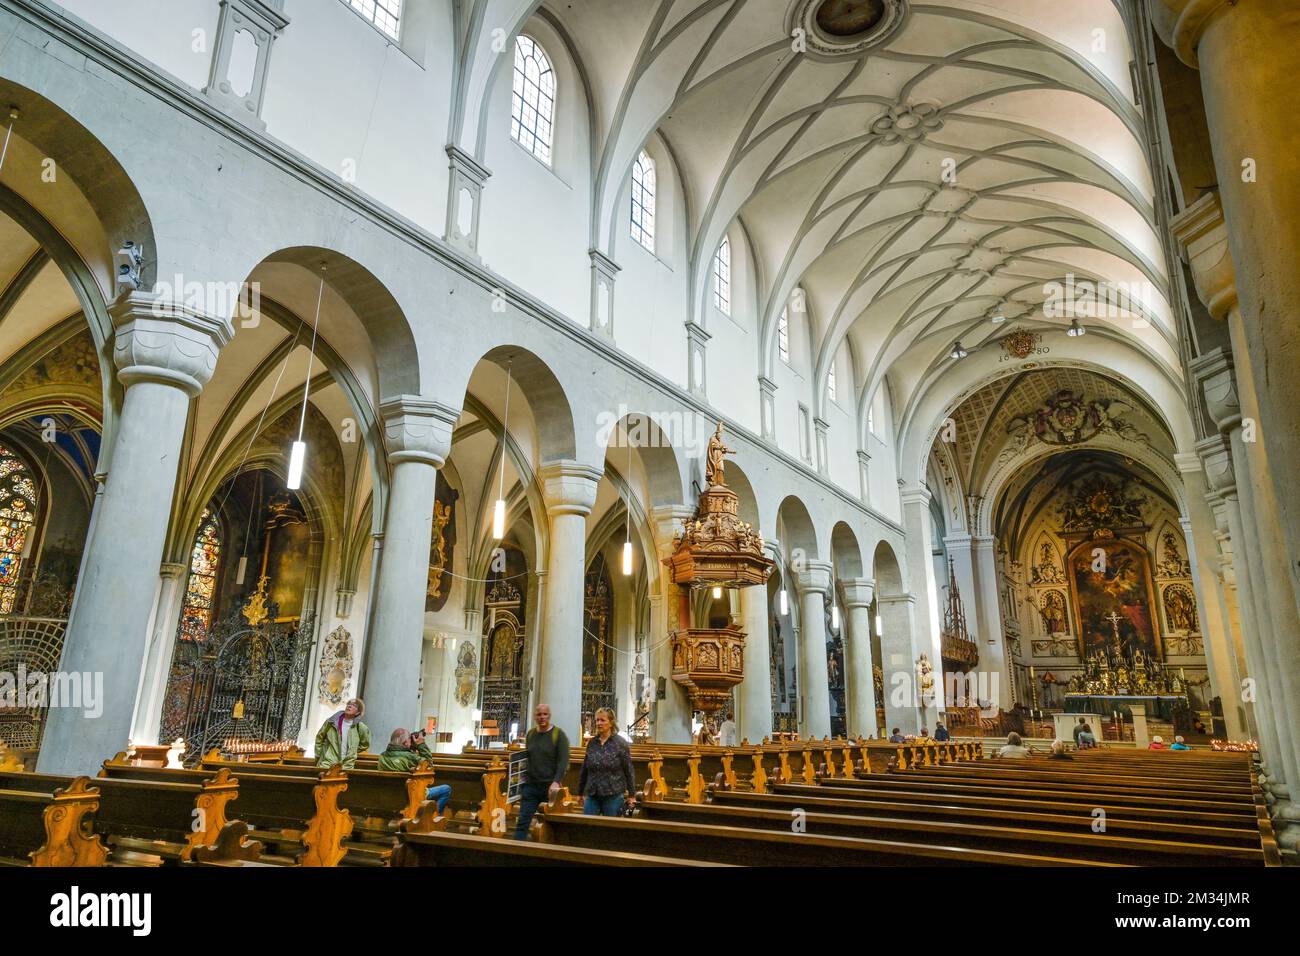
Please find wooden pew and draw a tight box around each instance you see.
[537,811,1115,866]
[1,768,253,864]
[230,752,508,836]
[711,788,1270,851]
[0,777,109,866]
[391,827,732,867]
[637,798,1268,866]
[100,757,352,866]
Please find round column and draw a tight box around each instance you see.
[537,461,602,740]
[648,505,695,743]
[39,293,233,775]
[738,566,775,742]
[129,561,188,745]
[841,578,878,737]
[795,562,833,738]
[360,397,458,745]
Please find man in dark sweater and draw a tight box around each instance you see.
[513,703,571,839]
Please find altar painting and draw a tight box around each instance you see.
[1068,538,1161,660]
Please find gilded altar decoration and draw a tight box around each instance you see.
[1162,583,1199,634]
[916,654,935,698]
[1030,539,1063,584]
[426,483,459,613]
[1058,474,1147,533]
[1156,531,1192,578]
[1001,329,1041,360]
[665,424,774,715]
[241,575,271,628]
[453,640,478,707]
[427,500,453,601]
[317,625,353,705]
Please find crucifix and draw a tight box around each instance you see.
[1105,610,1123,642]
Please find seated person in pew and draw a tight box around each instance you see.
[933,722,950,742]
[514,704,571,840]
[888,728,906,744]
[1047,739,1073,760]
[315,698,370,770]
[1149,735,1166,750]
[1077,727,1098,748]
[579,708,636,817]
[997,732,1030,759]
[409,729,435,762]
[378,729,452,814]
[1170,735,1190,751]
[718,715,739,748]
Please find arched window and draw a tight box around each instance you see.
[178,509,222,642]
[827,362,837,402]
[630,150,656,252]
[511,36,557,165]
[713,237,732,316]
[0,444,38,613]
[778,307,790,363]
[344,0,402,41]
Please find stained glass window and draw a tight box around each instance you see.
[512,36,556,166]
[178,509,222,642]
[0,444,37,614]
[344,0,402,41]
[713,237,732,316]
[630,150,656,252]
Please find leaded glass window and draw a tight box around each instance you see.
[344,0,402,41]
[713,237,732,316]
[828,362,837,401]
[630,150,656,251]
[512,36,556,165]
[178,510,222,642]
[0,445,37,614]
[778,307,790,363]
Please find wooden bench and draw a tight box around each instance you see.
[637,797,1268,866]
[391,828,731,867]
[0,777,109,866]
[536,811,1115,866]
[1,768,254,864]
[100,758,352,866]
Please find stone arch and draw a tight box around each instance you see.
[830,521,864,579]
[467,345,578,465]
[776,495,819,563]
[872,540,904,597]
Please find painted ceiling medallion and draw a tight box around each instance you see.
[870,101,943,144]
[795,0,908,55]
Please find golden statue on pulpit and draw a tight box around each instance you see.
[705,422,734,487]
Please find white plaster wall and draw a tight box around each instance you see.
[477,20,591,328]
[56,0,220,91]
[706,228,762,434]
[261,0,455,236]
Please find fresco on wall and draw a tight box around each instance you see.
[1069,538,1161,660]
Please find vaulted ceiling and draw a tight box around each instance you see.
[527,0,1178,429]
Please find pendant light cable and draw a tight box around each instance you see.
[0,108,18,173]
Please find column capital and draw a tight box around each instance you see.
[1174,451,1204,475]
[110,292,234,397]
[379,395,460,467]
[1171,192,1237,321]
[942,532,974,549]
[857,449,871,464]
[840,578,875,609]
[648,504,695,553]
[539,460,603,516]
[159,562,188,580]
[971,534,997,552]
[900,486,932,508]
[1188,348,1242,434]
[1195,434,1236,497]
[878,593,916,607]
[684,320,712,345]
[758,375,778,396]
[588,248,621,277]
[794,561,833,595]
[1149,0,1234,69]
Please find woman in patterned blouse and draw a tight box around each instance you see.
[579,707,637,816]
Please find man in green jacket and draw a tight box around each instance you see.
[378,728,452,813]
[315,698,370,769]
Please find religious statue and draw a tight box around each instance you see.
[705,422,734,487]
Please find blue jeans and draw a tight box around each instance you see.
[514,782,551,840]
[583,794,625,817]
[424,784,452,814]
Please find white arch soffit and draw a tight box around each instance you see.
[978,433,1190,532]
[452,0,547,156]
[896,352,1196,490]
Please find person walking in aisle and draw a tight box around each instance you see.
[579,707,637,816]
[513,703,571,839]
